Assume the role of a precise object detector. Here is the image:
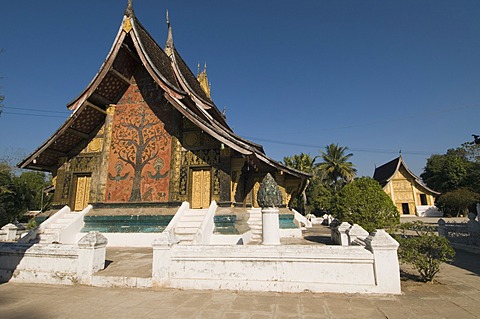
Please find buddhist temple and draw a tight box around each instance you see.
[18,1,309,234]
[373,156,441,217]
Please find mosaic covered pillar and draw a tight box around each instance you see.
[95,104,116,203]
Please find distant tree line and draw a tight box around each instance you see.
[421,141,480,216]
[0,161,52,227]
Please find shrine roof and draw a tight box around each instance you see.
[173,49,212,104]
[373,156,440,195]
[134,17,180,89]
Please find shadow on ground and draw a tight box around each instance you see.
[400,268,423,282]
[303,235,333,245]
[450,249,480,276]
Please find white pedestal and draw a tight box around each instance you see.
[261,208,280,245]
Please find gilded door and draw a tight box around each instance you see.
[74,175,91,211]
[191,169,211,209]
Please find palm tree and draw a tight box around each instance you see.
[316,143,356,192]
[283,153,316,213]
[283,153,316,175]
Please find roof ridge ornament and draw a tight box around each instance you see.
[165,9,174,57]
[125,0,134,17]
[197,62,211,99]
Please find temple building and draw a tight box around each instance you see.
[373,156,440,217]
[18,2,309,220]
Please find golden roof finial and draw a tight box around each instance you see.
[165,9,174,57]
[125,0,134,17]
[197,62,211,99]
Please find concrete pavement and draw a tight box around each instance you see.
[0,249,479,319]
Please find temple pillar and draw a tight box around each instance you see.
[95,104,116,202]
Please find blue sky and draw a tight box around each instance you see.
[1,0,479,177]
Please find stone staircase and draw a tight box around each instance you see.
[173,208,208,244]
[247,208,262,243]
[39,210,84,244]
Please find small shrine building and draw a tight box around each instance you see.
[373,156,440,216]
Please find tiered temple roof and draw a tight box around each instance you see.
[19,1,309,181]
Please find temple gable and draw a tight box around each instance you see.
[106,68,173,203]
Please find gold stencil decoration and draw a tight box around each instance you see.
[123,18,133,33]
[88,138,103,153]
[184,131,200,147]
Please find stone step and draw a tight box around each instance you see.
[176,221,202,228]
[90,275,152,289]
[175,227,198,234]
[181,215,205,222]
[184,209,208,216]
[175,233,195,242]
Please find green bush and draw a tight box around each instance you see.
[27,217,37,230]
[332,177,400,232]
[395,221,455,282]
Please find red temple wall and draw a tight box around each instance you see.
[105,70,172,202]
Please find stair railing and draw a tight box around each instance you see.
[193,201,218,245]
[19,206,71,244]
[164,201,190,237]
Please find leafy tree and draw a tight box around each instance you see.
[421,144,480,193]
[15,171,51,211]
[283,153,316,213]
[306,177,333,214]
[462,143,480,162]
[316,143,356,192]
[395,221,455,282]
[421,152,470,193]
[436,188,480,217]
[0,162,52,226]
[283,153,316,175]
[332,177,399,232]
[0,163,14,225]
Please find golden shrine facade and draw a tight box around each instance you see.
[373,156,439,216]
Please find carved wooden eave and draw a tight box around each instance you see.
[18,102,106,171]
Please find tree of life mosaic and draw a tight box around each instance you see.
[106,102,171,202]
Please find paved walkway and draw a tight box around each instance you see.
[0,248,479,318]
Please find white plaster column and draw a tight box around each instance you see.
[261,208,280,245]
[152,232,179,286]
[346,224,369,245]
[438,219,447,237]
[336,222,352,246]
[77,231,108,283]
[365,230,401,294]
[1,223,18,241]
